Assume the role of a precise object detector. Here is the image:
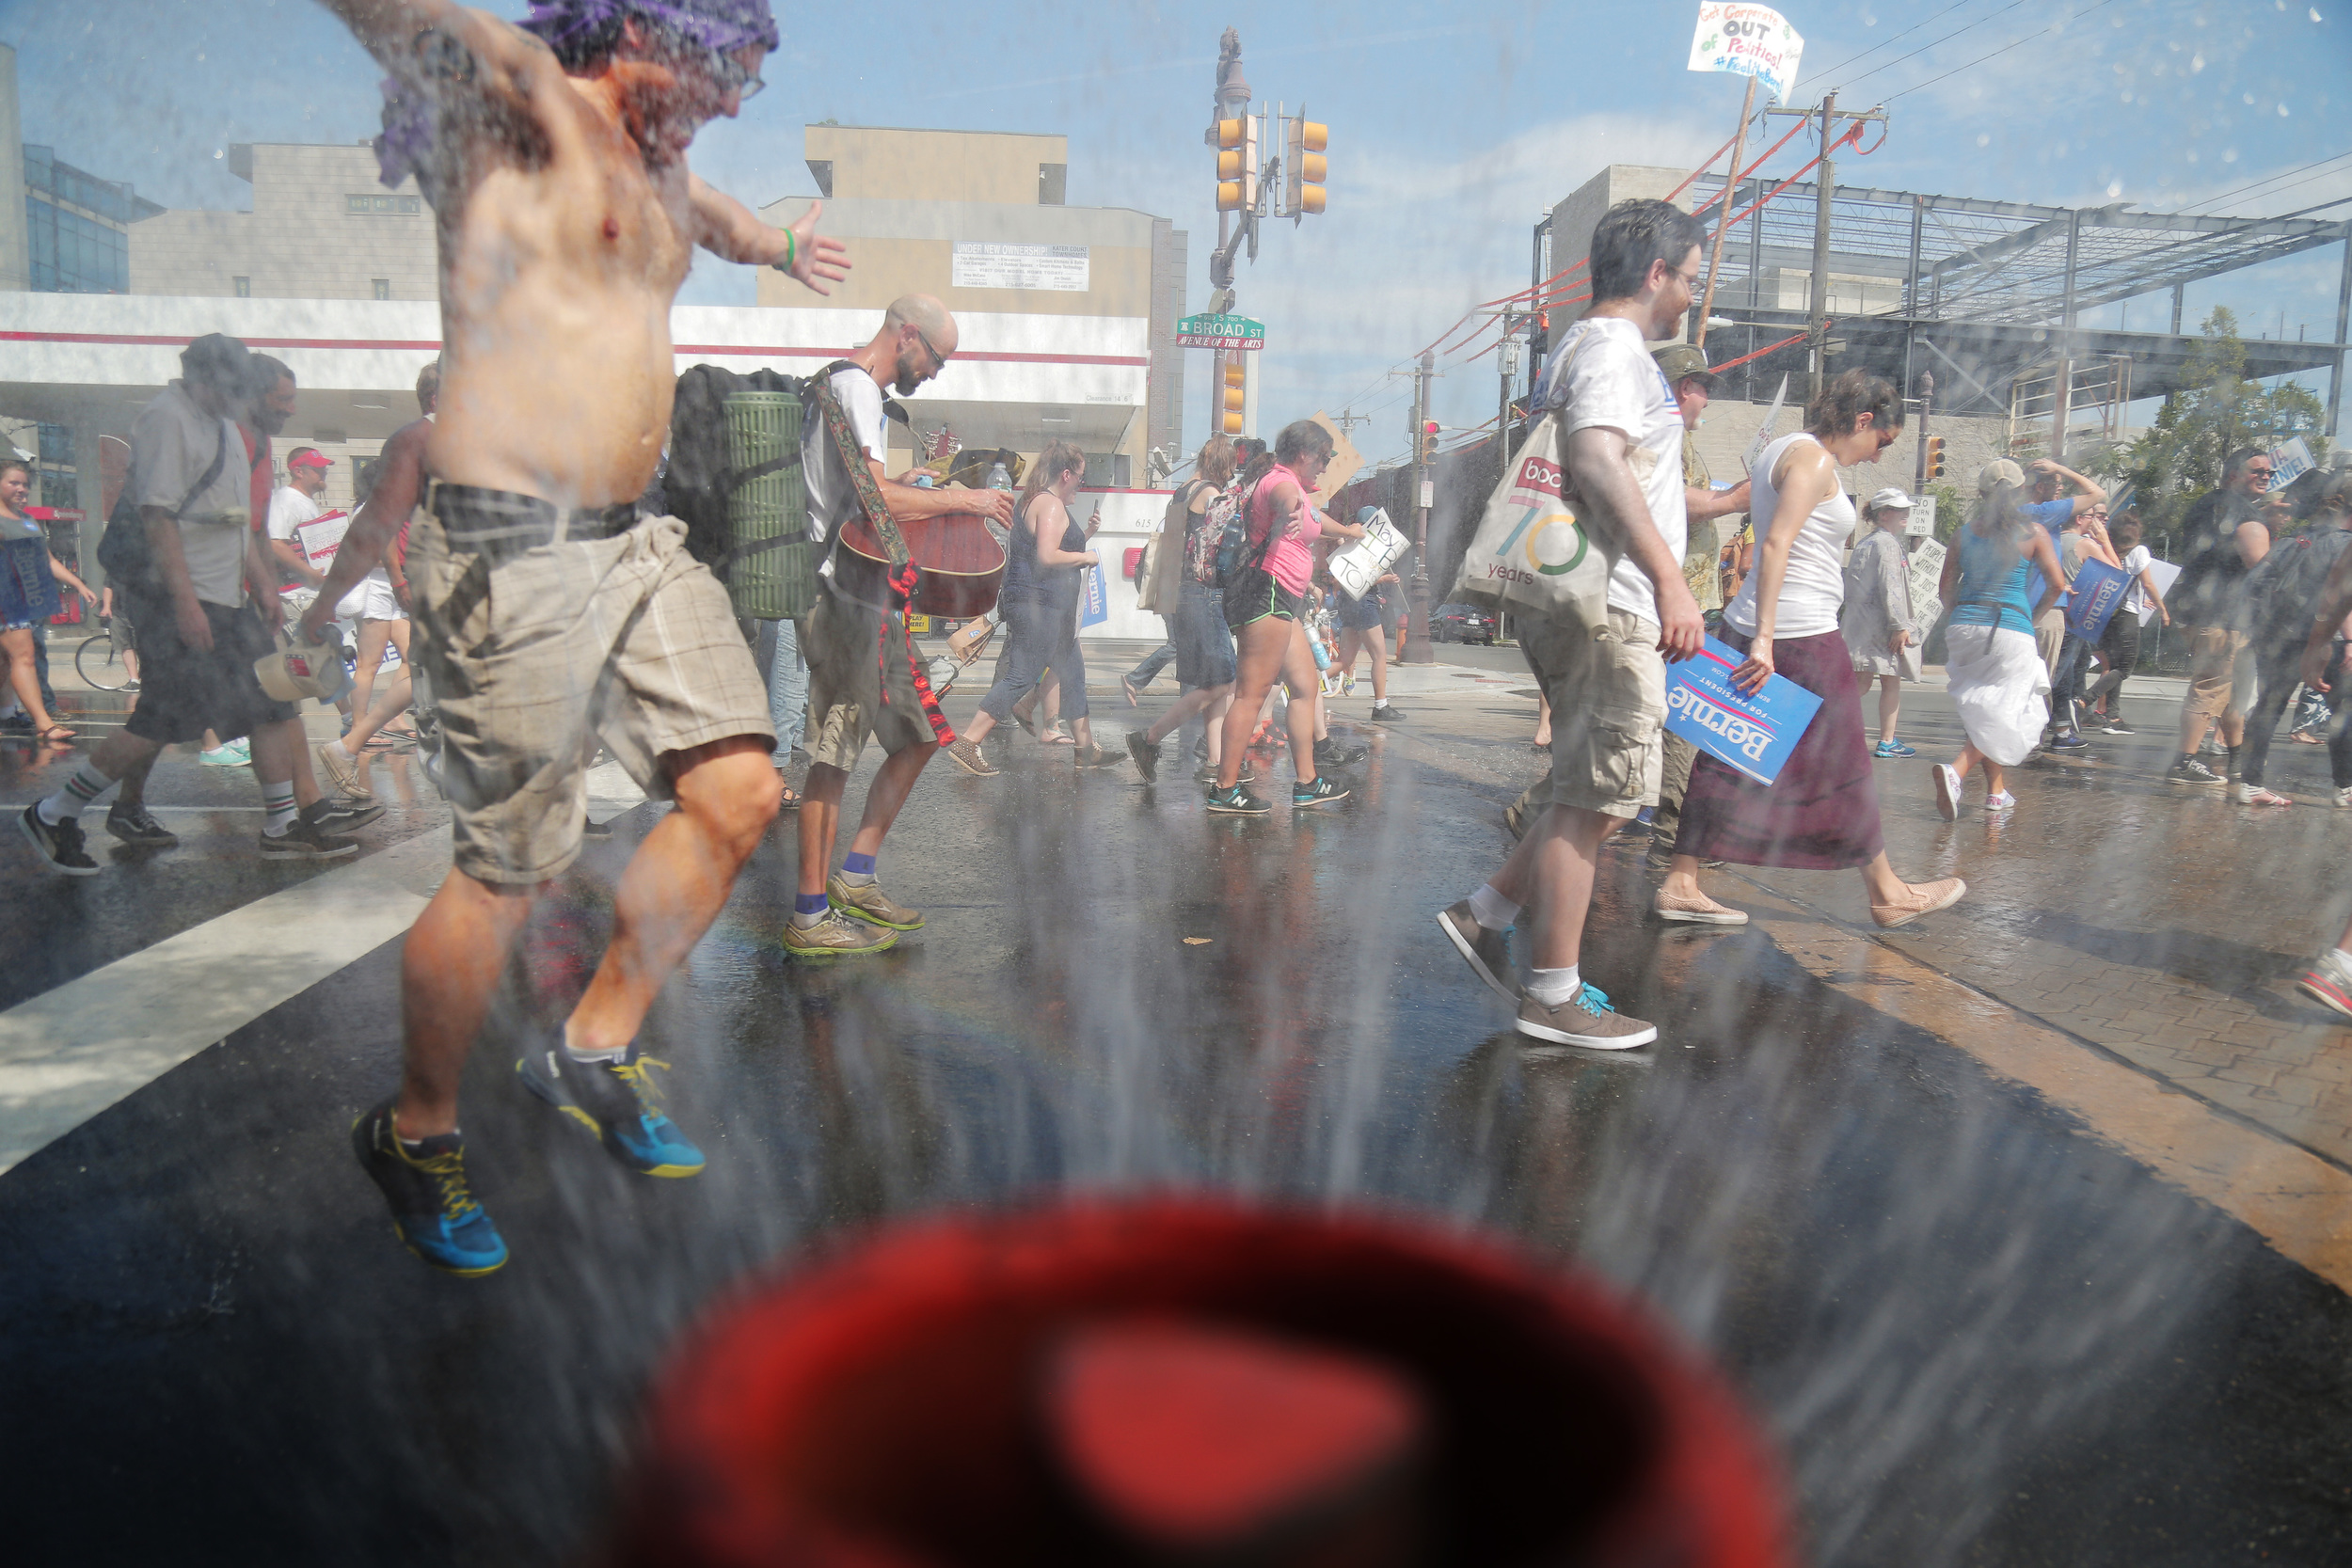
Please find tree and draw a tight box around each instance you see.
[2100,308,2330,557]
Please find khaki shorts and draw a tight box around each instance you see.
[2034,604,2067,678]
[412,507,771,885]
[1518,606,1666,818]
[2184,625,2249,721]
[803,582,936,773]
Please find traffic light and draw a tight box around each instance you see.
[1221,356,1247,436]
[1216,116,1259,213]
[1284,116,1327,216]
[1924,435,1946,481]
[1420,420,1440,465]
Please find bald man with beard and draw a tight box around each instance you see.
[785,293,1014,957]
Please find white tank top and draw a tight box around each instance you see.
[1724,431,1856,640]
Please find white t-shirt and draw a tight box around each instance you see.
[2120,543,2153,614]
[126,380,250,609]
[801,363,891,610]
[1534,315,1687,625]
[266,484,321,543]
[1724,432,1856,640]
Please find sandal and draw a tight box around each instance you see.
[1041,721,1076,746]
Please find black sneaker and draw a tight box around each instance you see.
[105,803,179,847]
[1205,784,1270,816]
[1126,730,1161,783]
[20,803,100,875]
[516,1038,705,1177]
[1313,739,1368,768]
[1292,775,1350,809]
[2165,756,2226,789]
[351,1101,508,1275]
[259,816,360,859]
[1370,703,1406,722]
[301,797,385,834]
[2101,719,2135,736]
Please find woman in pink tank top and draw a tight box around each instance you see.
[1207,420,1363,815]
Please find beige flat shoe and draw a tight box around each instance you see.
[1654,889,1748,926]
[1871,877,1967,928]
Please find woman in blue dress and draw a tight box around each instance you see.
[1,457,99,744]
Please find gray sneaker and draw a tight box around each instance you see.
[1515,984,1657,1049]
[782,908,898,958]
[1436,900,1515,1000]
[827,873,924,931]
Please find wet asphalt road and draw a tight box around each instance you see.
[5,686,2352,1567]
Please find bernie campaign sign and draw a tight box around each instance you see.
[2064,557,2133,643]
[1664,634,1826,786]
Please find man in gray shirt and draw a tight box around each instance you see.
[20,334,358,873]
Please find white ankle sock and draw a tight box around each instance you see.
[561,1022,628,1064]
[1468,883,1520,931]
[1525,965,1581,1006]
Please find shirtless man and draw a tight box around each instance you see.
[313,0,847,1275]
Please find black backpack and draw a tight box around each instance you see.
[98,419,230,595]
[660,363,806,571]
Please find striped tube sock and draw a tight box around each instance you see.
[39,761,117,824]
[262,781,298,836]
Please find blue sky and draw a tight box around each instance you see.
[7,0,2348,464]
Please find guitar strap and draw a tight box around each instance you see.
[812,366,956,746]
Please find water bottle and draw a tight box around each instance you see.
[986,461,1011,490]
[1311,630,1331,672]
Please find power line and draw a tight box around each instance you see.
[2171,149,2352,215]
[1833,0,2035,96]
[1812,0,1994,90]
[1883,0,2125,104]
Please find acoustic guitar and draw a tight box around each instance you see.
[835,504,1008,620]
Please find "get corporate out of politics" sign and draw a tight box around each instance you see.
[1688,4,1805,105]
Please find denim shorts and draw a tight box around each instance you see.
[1174,580,1236,689]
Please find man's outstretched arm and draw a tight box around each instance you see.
[316,1,561,112]
[688,181,850,294]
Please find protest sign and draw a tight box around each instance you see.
[1905,535,1946,637]
[294,509,350,570]
[2271,436,2314,489]
[2064,557,2132,641]
[1327,508,1408,600]
[2137,559,2181,626]
[1689,4,1805,105]
[1079,563,1109,628]
[1663,634,1825,786]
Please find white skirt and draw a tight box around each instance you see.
[1944,624,2048,767]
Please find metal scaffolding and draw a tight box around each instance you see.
[1685,172,2352,435]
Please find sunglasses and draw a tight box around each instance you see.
[703,50,764,101]
[912,325,947,372]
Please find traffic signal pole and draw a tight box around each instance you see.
[1406,350,1436,665]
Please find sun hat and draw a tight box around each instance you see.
[1866,487,1915,514]
[254,625,354,705]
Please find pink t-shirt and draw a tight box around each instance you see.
[1248,463,1315,595]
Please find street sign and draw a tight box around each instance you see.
[1175,312,1266,351]
[1904,493,1936,538]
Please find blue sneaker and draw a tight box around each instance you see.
[517,1037,705,1178]
[351,1102,508,1275]
[2049,732,2092,753]
[1873,738,1916,758]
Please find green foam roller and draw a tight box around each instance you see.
[723,390,812,620]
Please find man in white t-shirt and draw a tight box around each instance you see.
[266,447,332,590]
[1437,198,1708,1051]
[787,293,1014,957]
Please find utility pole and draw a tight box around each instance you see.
[1406,350,1436,665]
[1764,96,1886,405]
[1913,369,1933,493]
[1497,313,1520,446]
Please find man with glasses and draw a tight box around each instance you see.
[314,0,851,1275]
[2167,448,2276,788]
[787,294,1014,957]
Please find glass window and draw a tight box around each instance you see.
[37,425,74,466]
[373,278,391,300]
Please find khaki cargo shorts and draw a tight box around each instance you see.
[803,581,937,774]
[2184,625,2249,721]
[411,508,771,885]
[1518,606,1666,819]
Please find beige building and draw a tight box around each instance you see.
[131,142,436,303]
[757,123,1185,486]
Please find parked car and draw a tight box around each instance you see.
[1433,602,1498,644]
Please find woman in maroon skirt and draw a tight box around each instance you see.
[1655,372,1967,929]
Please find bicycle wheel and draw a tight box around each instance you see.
[75,633,129,691]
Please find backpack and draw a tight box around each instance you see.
[662,363,814,619]
[2249,526,2352,651]
[1214,472,1275,588]
[1185,485,1237,587]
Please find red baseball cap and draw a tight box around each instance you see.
[288,450,335,470]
